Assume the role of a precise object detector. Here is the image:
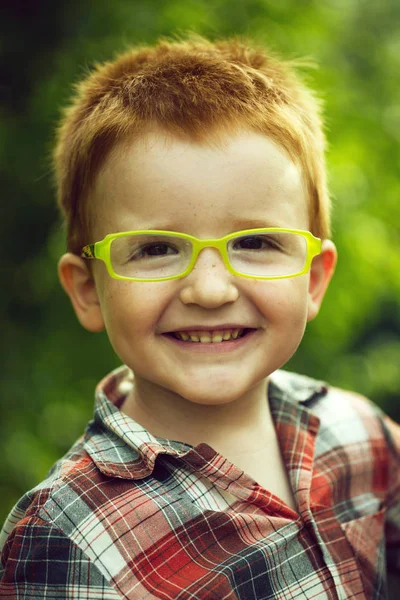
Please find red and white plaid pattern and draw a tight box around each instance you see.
[1,365,399,599]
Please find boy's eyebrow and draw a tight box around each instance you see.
[227,218,278,230]
[128,218,277,233]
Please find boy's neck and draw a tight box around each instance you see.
[120,375,276,456]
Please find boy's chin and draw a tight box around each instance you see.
[172,379,264,407]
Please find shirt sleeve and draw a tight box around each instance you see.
[381,413,400,579]
[0,515,119,599]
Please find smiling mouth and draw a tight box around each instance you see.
[165,328,255,343]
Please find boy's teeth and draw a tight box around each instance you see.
[174,329,244,343]
[200,333,211,343]
[212,334,223,343]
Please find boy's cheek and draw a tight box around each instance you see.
[252,278,309,313]
[99,284,166,331]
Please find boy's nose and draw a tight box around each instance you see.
[179,248,239,307]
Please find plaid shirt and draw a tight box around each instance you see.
[1,366,399,599]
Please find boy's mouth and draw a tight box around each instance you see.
[165,328,254,344]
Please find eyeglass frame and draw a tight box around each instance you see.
[81,227,322,282]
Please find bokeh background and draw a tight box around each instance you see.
[1,0,399,523]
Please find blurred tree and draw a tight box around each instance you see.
[1,0,399,523]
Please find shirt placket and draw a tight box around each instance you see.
[272,400,366,599]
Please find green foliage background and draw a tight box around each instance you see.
[1,0,399,523]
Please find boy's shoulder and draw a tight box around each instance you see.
[273,369,399,513]
[0,435,90,548]
[0,424,133,590]
[272,369,399,457]
[0,431,122,594]
[272,367,380,417]
[273,367,383,414]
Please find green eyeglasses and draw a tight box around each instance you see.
[81,228,322,282]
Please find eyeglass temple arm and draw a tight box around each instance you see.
[81,244,95,259]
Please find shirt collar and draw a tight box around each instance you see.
[268,368,328,406]
[84,364,327,480]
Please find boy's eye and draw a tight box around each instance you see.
[233,235,282,251]
[131,242,179,260]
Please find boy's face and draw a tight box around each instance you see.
[59,129,336,406]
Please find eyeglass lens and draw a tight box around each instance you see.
[109,232,307,279]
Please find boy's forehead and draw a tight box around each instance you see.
[91,129,309,237]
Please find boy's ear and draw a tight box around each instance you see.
[58,253,105,332]
[307,240,337,322]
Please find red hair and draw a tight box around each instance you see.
[53,33,331,254]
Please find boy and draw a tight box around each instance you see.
[0,33,399,599]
